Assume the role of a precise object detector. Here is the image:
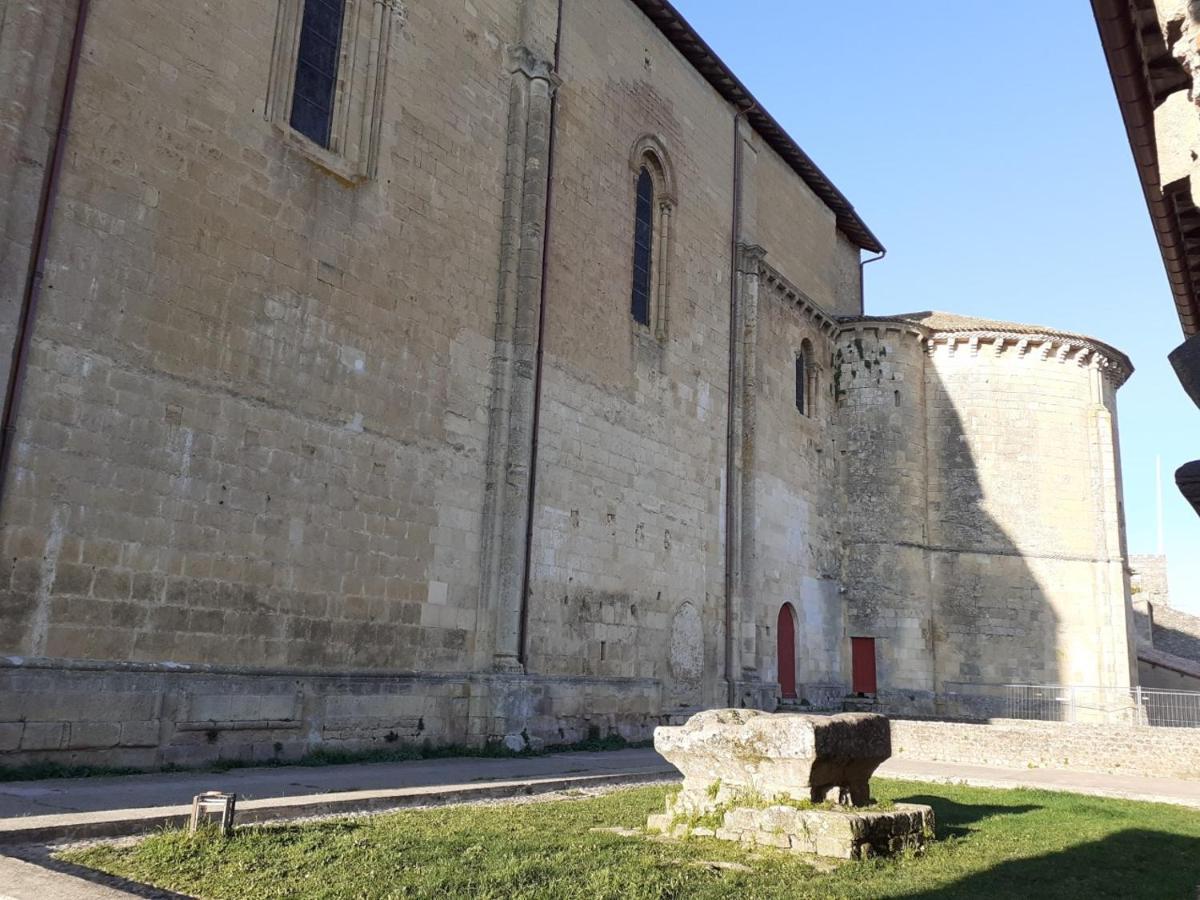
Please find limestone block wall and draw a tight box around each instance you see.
[835,325,934,704]
[1130,554,1171,608]
[525,0,735,710]
[0,658,662,769]
[0,0,522,673]
[926,339,1132,692]
[741,269,843,699]
[747,142,862,317]
[836,318,1135,711]
[891,717,1200,781]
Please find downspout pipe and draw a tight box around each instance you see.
[858,249,886,313]
[517,0,565,666]
[0,0,92,517]
[724,100,755,706]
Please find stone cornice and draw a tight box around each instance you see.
[836,317,1133,387]
[751,255,841,339]
[924,329,1133,387]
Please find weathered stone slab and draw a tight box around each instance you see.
[648,709,933,859]
[655,708,890,807]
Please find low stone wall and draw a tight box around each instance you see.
[890,717,1200,781]
[0,658,664,769]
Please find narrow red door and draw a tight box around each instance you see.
[777,604,797,700]
[851,637,877,695]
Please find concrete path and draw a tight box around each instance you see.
[0,748,669,820]
[0,854,146,899]
[0,749,674,845]
[878,757,1200,809]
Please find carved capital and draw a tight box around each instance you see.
[737,242,767,274]
[375,0,407,20]
[508,44,562,89]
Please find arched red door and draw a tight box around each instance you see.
[777,603,797,700]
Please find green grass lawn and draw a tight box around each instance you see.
[62,780,1200,899]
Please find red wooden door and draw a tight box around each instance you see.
[851,637,877,695]
[777,604,797,700]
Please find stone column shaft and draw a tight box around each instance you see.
[479,42,560,673]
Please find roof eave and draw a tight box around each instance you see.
[628,0,884,255]
[1092,0,1200,336]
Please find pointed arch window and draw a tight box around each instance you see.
[628,136,676,340]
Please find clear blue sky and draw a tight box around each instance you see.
[674,0,1200,613]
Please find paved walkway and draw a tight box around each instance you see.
[0,855,145,900]
[878,757,1200,809]
[0,749,669,820]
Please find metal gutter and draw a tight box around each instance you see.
[1092,0,1200,335]
[0,0,92,516]
[629,0,884,255]
[517,0,565,666]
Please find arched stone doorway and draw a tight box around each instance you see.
[777,603,798,700]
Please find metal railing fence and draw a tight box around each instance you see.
[1005,683,1200,728]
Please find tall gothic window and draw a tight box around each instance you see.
[290,0,346,147]
[267,0,395,181]
[631,166,655,327]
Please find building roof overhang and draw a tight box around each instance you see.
[629,0,884,255]
[1092,0,1200,336]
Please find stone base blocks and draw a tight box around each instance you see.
[647,709,934,859]
[648,797,934,860]
[0,658,664,770]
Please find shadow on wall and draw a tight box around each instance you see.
[924,356,1063,714]
[839,328,1087,715]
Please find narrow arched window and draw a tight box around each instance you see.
[631,167,655,326]
[795,352,807,415]
[796,339,816,417]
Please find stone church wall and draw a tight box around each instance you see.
[838,322,1134,713]
[836,325,935,706]
[0,0,1137,768]
[926,342,1131,692]
[0,0,524,676]
[746,141,862,318]
[525,0,735,709]
[741,280,843,700]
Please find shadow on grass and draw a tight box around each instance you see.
[909,829,1200,900]
[896,794,1041,839]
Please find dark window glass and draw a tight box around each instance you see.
[631,167,654,326]
[291,0,345,148]
[795,353,807,415]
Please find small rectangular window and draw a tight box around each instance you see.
[290,0,346,148]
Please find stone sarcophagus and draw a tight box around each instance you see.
[658,708,890,809]
[647,709,933,859]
